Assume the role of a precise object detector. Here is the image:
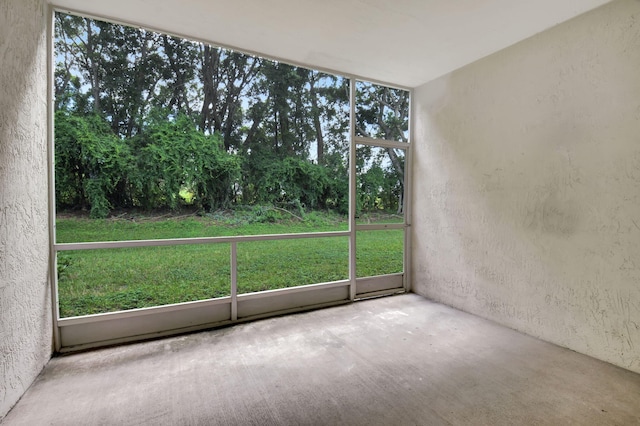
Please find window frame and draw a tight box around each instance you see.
[48,6,413,352]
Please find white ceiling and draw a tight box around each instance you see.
[49,0,613,88]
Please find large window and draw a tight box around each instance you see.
[51,11,410,350]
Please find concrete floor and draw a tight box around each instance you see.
[2,293,640,425]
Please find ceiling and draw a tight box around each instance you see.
[49,0,613,88]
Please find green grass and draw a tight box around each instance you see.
[55,208,348,243]
[56,210,403,317]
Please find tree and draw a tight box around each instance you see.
[55,111,133,218]
[54,14,105,113]
[200,47,260,150]
[137,114,241,211]
[159,35,199,117]
[355,82,409,214]
[53,11,406,218]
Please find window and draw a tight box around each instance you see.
[51,11,410,350]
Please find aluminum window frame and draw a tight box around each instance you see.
[48,5,412,352]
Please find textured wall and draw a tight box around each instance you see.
[0,0,52,419]
[412,0,640,373]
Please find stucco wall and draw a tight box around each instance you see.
[0,0,52,419]
[412,0,640,373]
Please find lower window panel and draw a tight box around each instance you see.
[356,229,404,278]
[236,237,349,294]
[57,244,231,318]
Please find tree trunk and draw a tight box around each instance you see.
[200,45,220,134]
[85,19,101,113]
[309,74,324,164]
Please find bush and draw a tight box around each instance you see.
[55,111,134,218]
[136,114,241,211]
[242,154,333,210]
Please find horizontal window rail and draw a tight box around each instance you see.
[354,136,409,149]
[54,230,352,252]
[355,223,406,231]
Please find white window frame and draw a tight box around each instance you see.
[47,6,412,352]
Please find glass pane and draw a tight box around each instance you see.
[237,237,349,294]
[356,230,403,278]
[356,145,405,224]
[57,244,230,318]
[54,12,349,243]
[355,81,409,141]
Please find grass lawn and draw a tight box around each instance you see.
[56,210,403,317]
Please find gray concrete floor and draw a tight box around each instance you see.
[3,293,640,425]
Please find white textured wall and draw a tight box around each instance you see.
[412,0,640,373]
[0,0,52,419]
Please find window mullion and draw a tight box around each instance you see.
[349,79,357,301]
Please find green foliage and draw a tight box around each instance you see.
[359,164,385,212]
[54,12,408,219]
[136,113,241,211]
[57,253,72,280]
[323,151,349,214]
[357,162,404,214]
[244,156,331,209]
[57,244,231,317]
[55,207,348,244]
[55,111,133,218]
